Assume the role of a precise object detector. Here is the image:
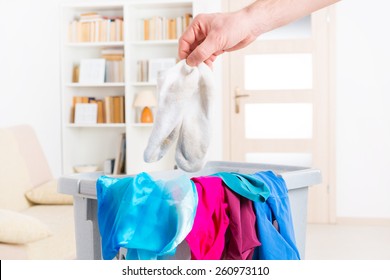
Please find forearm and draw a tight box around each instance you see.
[243,0,341,37]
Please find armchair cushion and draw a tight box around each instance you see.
[25,180,73,205]
[0,209,52,244]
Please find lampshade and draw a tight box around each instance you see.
[133,90,157,108]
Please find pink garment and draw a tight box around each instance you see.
[222,187,261,260]
[185,176,229,260]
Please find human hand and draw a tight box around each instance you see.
[178,10,260,67]
[179,0,341,67]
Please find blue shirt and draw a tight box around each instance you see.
[252,171,300,260]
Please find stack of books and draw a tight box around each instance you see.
[136,57,177,83]
[142,13,192,40]
[68,12,124,43]
[101,48,125,83]
[72,95,125,124]
[73,48,124,84]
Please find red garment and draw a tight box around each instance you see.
[185,176,229,260]
[222,187,261,260]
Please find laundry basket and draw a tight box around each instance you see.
[58,161,321,260]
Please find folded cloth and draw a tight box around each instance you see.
[144,59,215,172]
[96,172,198,260]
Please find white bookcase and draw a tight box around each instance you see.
[60,0,194,175]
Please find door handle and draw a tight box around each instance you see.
[234,87,249,114]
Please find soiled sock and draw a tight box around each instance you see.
[175,63,214,172]
[144,60,215,172]
[144,60,199,163]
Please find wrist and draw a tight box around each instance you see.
[240,1,271,38]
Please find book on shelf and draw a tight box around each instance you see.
[104,96,114,123]
[184,13,192,28]
[136,58,176,83]
[72,49,124,84]
[74,103,98,125]
[72,64,79,83]
[68,12,123,43]
[168,18,177,40]
[148,58,177,84]
[71,95,124,124]
[113,95,125,123]
[71,96,90,123]
[79,58,106,84]
[101,48,124,83]
[104,95,125,124]
[136,60,149,82]
[104,158,115,174]
[97,100,105,123]
[89,99,105,123]
[72,96,90,105]
[113,133,126,175]
[141,13,192,41]
[143,19,150,40]
[80,12,102,21]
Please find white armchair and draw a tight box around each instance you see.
[0,125,75,259]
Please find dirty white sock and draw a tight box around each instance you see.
[143,60,215,172]
[144,60,199,163]
[175,63,215,172]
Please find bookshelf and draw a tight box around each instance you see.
[131,40,179,45]
[67,42,125,47]
[60,0,194,175]
[66,83,125,87]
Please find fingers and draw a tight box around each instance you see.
[204,59,213,69]
[178,15,205,60]
[186,35,220,66]
[178,13,225,67]
[178,31,195,60]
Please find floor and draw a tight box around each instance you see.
[305,223,390,259]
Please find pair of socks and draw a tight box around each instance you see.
[143,59,214,172]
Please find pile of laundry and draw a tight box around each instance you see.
[96,170,300,260]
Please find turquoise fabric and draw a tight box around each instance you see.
[96,172,198,260]
[213,172,270,202]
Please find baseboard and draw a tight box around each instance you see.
[335,217,390,226]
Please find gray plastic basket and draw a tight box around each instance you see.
[58,161,321,260]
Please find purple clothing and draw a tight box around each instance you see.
[222,187,261,260]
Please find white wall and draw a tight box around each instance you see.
[0,0,64,178]
[335,0,390,218]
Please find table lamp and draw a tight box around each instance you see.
[133,90,157,123]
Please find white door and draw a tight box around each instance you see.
[223,0,335,223]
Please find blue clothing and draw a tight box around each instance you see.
[96,172,198,260]
[252,171,300,260]
[212,172,270,202]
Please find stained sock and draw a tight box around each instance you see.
[175,62,215,172]
[143,60,199,163]
[144,60,215,172]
